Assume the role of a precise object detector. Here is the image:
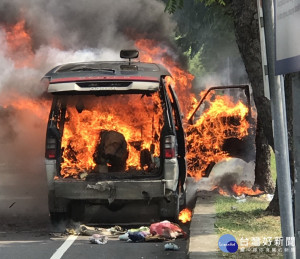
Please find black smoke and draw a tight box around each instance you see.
[1,0,176,53]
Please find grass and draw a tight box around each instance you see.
[212,147,283,257]
[270,148,277,183]
[215,195,282,258]
[215,196,281,238]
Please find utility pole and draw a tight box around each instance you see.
[293,73,300,258]
[262,0,296,258]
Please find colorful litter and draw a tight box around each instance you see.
[61,220,186,248]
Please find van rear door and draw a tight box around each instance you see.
[168,85,186,189]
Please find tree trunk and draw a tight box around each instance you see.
[228,0,275,193]
[266,180,280,215]
[255,110,274,193]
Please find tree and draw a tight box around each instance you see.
[173,0,240,77]
[228,0,275,194]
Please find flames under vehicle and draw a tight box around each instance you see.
[44,51,186,223]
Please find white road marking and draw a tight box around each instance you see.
[50,235,78,259]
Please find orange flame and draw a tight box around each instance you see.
[59,38,198,178]
[213,184,263,196]
[178,208,192,223]
[135,39,252,181]
[4,19,34,68]
[135,39,195,117]
[0,92,50,121]
[60,94,163,178]
[186,94,250,180]
[231,184,263,196]
[218,187,230,196]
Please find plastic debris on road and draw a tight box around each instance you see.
[128,231,148,242]
[89,234,108,245]
[109,225,126,236]
[164,243,179,251]
[119,233,129,241]
[118,221,186,242]
[80,224,104,236]
[118,226,150,242]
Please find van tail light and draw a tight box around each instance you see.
[164,135,176,159]
[45,138,56,159]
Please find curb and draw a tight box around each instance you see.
[188,192,220,258]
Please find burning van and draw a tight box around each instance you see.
[43,50,186,223]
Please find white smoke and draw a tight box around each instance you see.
[0,0,176,96]
[185,158,256,208]
[0,24,121,95]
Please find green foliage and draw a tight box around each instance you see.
[270,148,277,183]
[184,47,206,76]
[165,0,225,14]
[165,0,184,14]
[196,0,225,6]
[173,1,239,75]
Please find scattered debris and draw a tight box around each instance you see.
[89,234,108,245]
[65,228,78,235]
[128,226,149,233]
[263,194,274,201]
[233,194,246,200]
[128,231,148,242]
[60,221,186,245]
[150,220,186,239]
[79,172,88,180]
[80,225,103,236]
[109,225,126,236]
[119,233,129,241]
[118,226,150,242]
[164,243,179,251]
[9,202,16,208]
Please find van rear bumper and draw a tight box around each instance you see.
[53,179,172,201]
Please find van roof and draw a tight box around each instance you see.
[44,61,171,84]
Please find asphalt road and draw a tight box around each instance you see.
[0,229,187,259]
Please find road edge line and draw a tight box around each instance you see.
[50,235,78,259]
